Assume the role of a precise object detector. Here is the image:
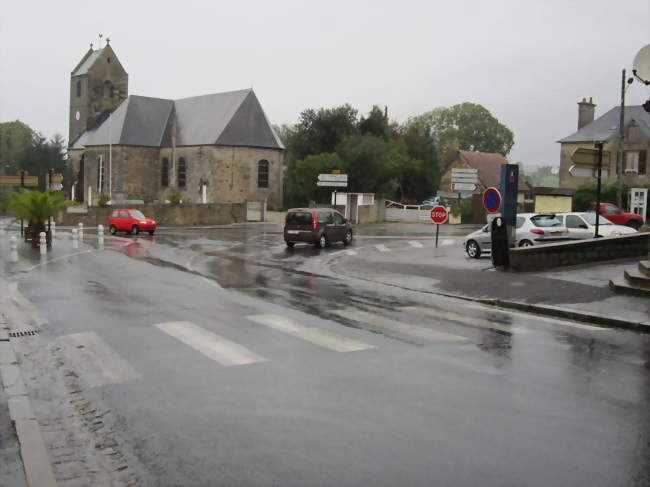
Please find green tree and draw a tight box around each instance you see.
[0,121,33,175]
[395,122,440,201]
[408,102,514,155]
[281,104,442,207]
[358,105,388,139]
[0,121,68,190]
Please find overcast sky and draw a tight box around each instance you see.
[1,0,649,169]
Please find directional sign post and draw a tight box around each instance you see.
[570,148,611,166]
[451,167,479,218]
[430,205,448,248]
[483,187,502,213]
[317,173,348,187]
[451,182,476,191]
[317,173,348,207]
[316,181,347,187]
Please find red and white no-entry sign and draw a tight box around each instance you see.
[430,205,449,224]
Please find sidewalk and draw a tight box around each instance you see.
[327,244,650,331]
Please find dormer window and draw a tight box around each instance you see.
[107,57,111,63]
[76,80,81,97]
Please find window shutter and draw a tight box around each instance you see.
[639,150,647,175]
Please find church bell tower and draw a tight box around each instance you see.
[69,39,128,146]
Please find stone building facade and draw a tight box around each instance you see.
[558,98,649,190]
[68,42,284,209]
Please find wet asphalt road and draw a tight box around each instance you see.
[4,225,650,486]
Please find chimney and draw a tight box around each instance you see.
[577,97,596,130]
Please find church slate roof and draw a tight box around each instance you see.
[72,89,284,150]
[558,105,650,143]
[72,49,103,76]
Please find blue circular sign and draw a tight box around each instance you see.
[483,187,502,213]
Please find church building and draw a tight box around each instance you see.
[67,41,284,209]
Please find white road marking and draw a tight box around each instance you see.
[21,250,95,272]
[375,244,390,252]
[331,308,466,342]
[60,332,142,388]
[345,249,358,256]
[441,239,455,246]
[401,306,528,334]
[246,314,374,352]
[155,321,268,366]
[408,241,423,248]
[461,304,606,331]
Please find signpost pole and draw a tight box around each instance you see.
[595,142,604,238]
[20,170,25,237]
[435,223,440,248]
[48,168,53,236]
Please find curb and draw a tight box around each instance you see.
[326,261,650,334]
[0,281,57,487]
[475,298,650,333]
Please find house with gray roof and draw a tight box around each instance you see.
[68,42,284,209]
[558,98,649,190]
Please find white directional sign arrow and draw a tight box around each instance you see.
[317,181,348,187]
[451,182,477,191]
[318,174,348,182]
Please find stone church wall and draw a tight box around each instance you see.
[157,146,283,209]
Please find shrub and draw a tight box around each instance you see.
[97,193,111,207]
[167,191,182,204]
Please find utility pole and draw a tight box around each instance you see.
[616,69,625,208]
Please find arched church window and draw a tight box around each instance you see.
[161,158,169,187]
[178,158,187,187]
[76,80,81,98]
[258,160,269,188]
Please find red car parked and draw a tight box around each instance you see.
[594,202,644,230]
[108,209,157,235]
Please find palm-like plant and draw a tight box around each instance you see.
[9,189,73,246]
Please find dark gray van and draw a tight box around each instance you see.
[284,208,353,248]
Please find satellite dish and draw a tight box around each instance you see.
[550,167,559,175]
[633,44,650,85]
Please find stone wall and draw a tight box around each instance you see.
[357,204,380,224]
[508,232,650,271]
[57,202,246,227]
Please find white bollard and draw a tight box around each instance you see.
[39,232,47,255]
[71,229,78,249]
[97,224,104,248]
[51,221,56,237]
[78,222,84,240]
[9,236,18,262]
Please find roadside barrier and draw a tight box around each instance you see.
[39,232,47,256]
[78,222,84,240]
[9,236,18,262]
[71,229,78,249]
[51,221,56,237]
[98,224,104,248]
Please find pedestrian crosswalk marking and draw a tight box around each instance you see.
[441,239,455,247]
[331,308,466,342]
[408,241,423,248]
[344,249,358,256]
[246,315,375,352]
[60,332,142,388]
[155,321,269,366]
[401,306,528,335]
[375,244,390,252]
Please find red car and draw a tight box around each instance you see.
[108,209,157,235]
[594,203,644,230]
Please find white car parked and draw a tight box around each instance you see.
[556,212,638,239]
[463,213,570,259]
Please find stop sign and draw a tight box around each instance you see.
[430,205,449,224]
